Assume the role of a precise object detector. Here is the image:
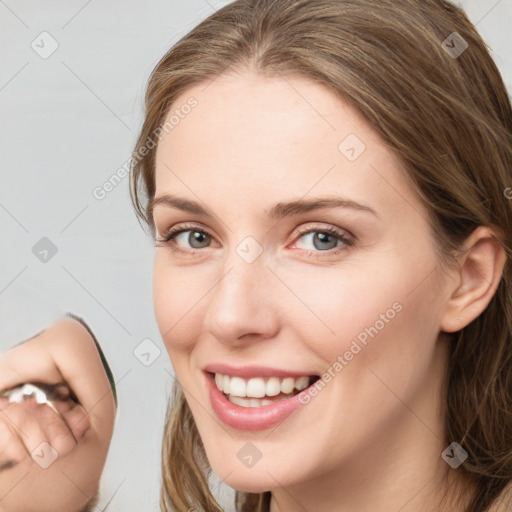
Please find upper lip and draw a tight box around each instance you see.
[203,363,318,379]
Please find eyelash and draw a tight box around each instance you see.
[155,222,354,259]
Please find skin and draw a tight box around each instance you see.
[152,70,506,512]
[0,318,115,512]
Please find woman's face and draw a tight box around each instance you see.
[152,71,452,492]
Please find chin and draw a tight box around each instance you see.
[213,461,300,494]
[222,474,274,494]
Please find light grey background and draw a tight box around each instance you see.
[0,1,510,511]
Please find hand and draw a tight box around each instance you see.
[0,317,116,512]
[0,383,91,466]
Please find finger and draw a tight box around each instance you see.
[51,383,74,402]
[1,388,92,451]
[51,399,91,445]
[2,401,49,457]
[0,342,62,392]
[46,319,116,431]
[0,319,115,437]
[1,401,75,461]
[0,415,29,469]
[0,396,9,412]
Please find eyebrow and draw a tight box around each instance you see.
[148,194,379,222]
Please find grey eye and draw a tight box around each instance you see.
[184,231,210,248]
[296,231,340,251]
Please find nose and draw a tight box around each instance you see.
[202,252,280,346]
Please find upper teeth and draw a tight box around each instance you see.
[214,373,310,398]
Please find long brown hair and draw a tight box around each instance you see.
[129,1,512,510]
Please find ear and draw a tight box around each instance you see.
[440,226,507,333]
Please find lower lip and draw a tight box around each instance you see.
[205,372,308,431]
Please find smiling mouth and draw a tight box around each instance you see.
[210,372,321,408]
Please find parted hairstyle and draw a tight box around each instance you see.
[129,1,512,511]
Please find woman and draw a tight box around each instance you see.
[129,0,512,511]
[1,0,510,510]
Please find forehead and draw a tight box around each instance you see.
[155,71,372,169]
[153,71,423,221]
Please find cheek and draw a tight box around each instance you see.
[152,254,209,354]
[279,263,401,348]
[152,269,197,387]
[280,251,441,369]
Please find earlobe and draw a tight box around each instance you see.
[440,226,506,333]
